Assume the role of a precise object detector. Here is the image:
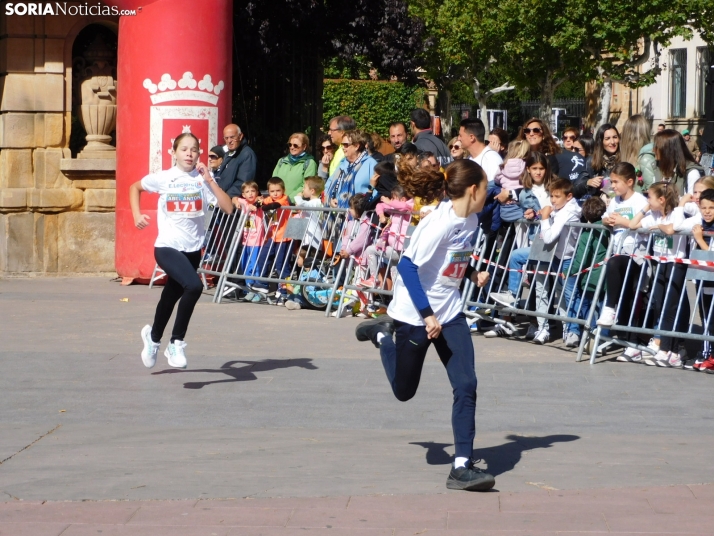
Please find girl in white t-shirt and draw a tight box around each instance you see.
[130,132,234,370]
[627,181,688,367]
[354,159,495,492]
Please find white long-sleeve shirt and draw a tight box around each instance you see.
[540,198,582,260]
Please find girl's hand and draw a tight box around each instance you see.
[379,215,387,224]
[659,223,674,235]
[475,271,490,288]
[231,197,241,209]
[424,315,442,339]
[339,249,350,259]
[524,208,535,220]
[196,161,212,182]
[134,213,150,230]
[588,176,603,188]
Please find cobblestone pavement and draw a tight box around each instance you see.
[1,277,712,534]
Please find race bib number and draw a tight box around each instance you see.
[438,249,472,287]
[166,192,204,219]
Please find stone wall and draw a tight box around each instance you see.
[0,13,118,275]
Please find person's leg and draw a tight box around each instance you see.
[649,262,671,352]
[659,263,688,353]
[152,248,203,343]
[274,241,292,279]
[507,247,530,295]
[534,266,551,331]
[364,245,380,279]
[243,246,261,287]
[378,320,431,402]
[567,286,584,337]
[431,314,477,460]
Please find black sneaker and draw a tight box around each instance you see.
[446,460,495,491]
[683,352,704,371]
[355,318,395,348]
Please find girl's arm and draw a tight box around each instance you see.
[197,162,233,214]
[628,205,650,230]
[129,181,150,229]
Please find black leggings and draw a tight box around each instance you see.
[379,313,477,459]
[650,262,689,353]
[151,247,202,343]
[605,256,643,318]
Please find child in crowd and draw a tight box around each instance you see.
[688,188,714,372]
[597,162,651,361]
[253,177,292,302]
[530,178,582,344]
[232,181,266,298]
[360,185,413,289]
[375,184,414,224]
[494,140,530,223]
[487,152,554,339]
[618,181,687,367]
[680,176,714,218]
[563,197,609,348]
[294,176,326,253]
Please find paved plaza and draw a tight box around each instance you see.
[1,277,713,534]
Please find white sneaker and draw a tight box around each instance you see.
[644,350,670,367]
[484,324,514,338]
[667,352,684,368]
[285,300,301,310]
[490,291,516,307]
[140,324,160,368]
[165,340,188,369]
[616,347,642,362]
[533,328,550,345]
[525,324,538,340]
[563,332,580,348]
[596,306,616,326]
[647,338,660,353]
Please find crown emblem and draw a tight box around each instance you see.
[143,72,225,105]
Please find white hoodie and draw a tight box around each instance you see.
[540,197,582,260]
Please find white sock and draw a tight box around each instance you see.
[376,333,386,344]
[454,457,469,469]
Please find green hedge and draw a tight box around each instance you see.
[322,80,427,138]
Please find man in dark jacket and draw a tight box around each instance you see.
[410,108,452,166]
[215,124,257,200]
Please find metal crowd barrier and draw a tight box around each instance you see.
[588,228,714,364]
[462,220,612,362]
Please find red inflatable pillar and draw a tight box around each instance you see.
[110,0,232,281]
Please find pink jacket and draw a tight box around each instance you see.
[380,199,414,251]
[495,158,525,191]
[343,214,373,263]
[376,199,413,218]
[237,198,265,247]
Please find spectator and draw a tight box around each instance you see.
[620,114,657,193]
[365,160,400,211]
[367,132,389,162]
[410,108,451,165]
[207,145,225,177]
[215,124,257,200]
[488,128,509,159]
[653,129,705,194]
[318,135,337,179]
[683,129,700,159]
[325,129,377,209]
[327,115,356,177]
[389,121,409,151]
[574,135,594,158]
[417,151,440,171]
[515,117,561,176]
[561,126,579,152]
[573,123,620,199]
[657,123,666,132]
[272,132,318,200]
[458,118,503,182]
[448,137,464,160]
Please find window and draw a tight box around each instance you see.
[670,49,687,118]
[697,47,711,116]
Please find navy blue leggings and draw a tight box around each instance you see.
[152,247,202,343]
[379,313,477,458]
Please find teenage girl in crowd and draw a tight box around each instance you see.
[355,159,496,492]
[574,123,620,198]
[131,133,234,369]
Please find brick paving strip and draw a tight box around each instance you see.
[0,484,712,535]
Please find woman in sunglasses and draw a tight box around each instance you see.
[448,137,465,159]
[516,118,561,176]
[207,145,225,177]
[272,132,318,200]
[561,127,579,152]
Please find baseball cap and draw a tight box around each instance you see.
[682,129,690,136]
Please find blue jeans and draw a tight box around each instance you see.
[534,258,572,331]
[507,247,531,295]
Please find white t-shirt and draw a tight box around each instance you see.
[388,200,479,326]
[141,166,217,252]
[469,146,503,182]
[687,169,702,194]
[640,207,687,259]
[605,192,648,253]
[531,184,552,209]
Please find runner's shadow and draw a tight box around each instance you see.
[152,358,318,389]
[411,434,580,476]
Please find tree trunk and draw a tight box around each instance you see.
[596,77,612,128]
[472,78,490,135]
[538,71,554,128]
[437,88,452,139]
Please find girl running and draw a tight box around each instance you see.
[354,159,495,492]
[130,132,234,369]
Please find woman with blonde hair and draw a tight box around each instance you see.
[272,132,318,200]
[620,114,657,192]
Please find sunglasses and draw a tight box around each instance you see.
[341,142,352,148]
[523,128,543,135]
[563,135,577,141]
[573,146,585,154]
[322,145,333,151]
[450,145,461,150]
[287,143,302,149]
[208,154,219,160]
